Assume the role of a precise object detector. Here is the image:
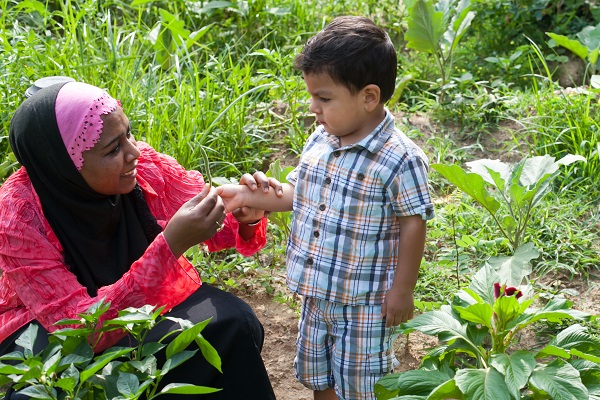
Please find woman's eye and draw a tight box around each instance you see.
[109,144,120,154]
[320,97,330,102]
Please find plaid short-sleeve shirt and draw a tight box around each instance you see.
[286,111,434,305]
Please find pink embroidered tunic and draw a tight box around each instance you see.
[0,142,266,351]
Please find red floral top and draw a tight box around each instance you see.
[0,142,266,351]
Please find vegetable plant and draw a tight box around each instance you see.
[402,0,476,103]
[431,154,586,286]
[375,264,599,399]
[0,299,220,399]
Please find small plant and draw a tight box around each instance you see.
[432,154,586,286]
[402,0,477,103]
[375,264,599,399]
[0,299,220,399]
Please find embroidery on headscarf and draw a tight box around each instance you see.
[55,82,120,170]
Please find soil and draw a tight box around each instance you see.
[237,108,600,400]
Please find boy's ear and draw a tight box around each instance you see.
[362,84,381,112]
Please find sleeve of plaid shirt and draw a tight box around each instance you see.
[389,155,435,220]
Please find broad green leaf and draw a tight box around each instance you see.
[117,372,139,397]
[402,306,479,353]
[536,345,571,359]
[468,264,500,305]
[427,377,463,399]
[519,155,558,187]
[431,164,501,215]
[529,360,588,399]
[55,364,79,392]
[454,367,512,400]
[455,303,493,330]
[161,350,197,376]
[466,159,511,189]
[80,347,133,382]
[58,341,94,367]
[548,33,589,61]
[405,0,445,54]
[447,10,476,55]
[488,243,537,286]
[141,342,166,357]
[16,385,57,400]
[556,154,587,167]
[375,370,451,396]
[551,324,600,354]
[493,295,521,328]
[15,324,39,357]
[160,383,221,394]
[576,24,600,52]
[165,318,210,359]
[491,351,535,399]
[195,335,222,373]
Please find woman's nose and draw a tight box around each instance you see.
[125,140,140,162]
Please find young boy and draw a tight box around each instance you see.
[219,16,434,400]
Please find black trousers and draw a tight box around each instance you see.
[2,285,276,400]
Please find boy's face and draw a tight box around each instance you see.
[303,72,381,146]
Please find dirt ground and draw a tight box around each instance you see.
[237,270,600,400]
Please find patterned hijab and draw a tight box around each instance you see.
[9,82,161,296]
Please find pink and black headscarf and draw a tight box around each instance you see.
[9,82,161,296]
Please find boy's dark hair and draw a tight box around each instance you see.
[294,16,397,103]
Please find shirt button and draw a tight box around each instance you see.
[357,172,365,180]
[333,151,340,157]
[313,231,320,238]
[307,258,314,265]
[319,204,326,211]
[325,177,331,184]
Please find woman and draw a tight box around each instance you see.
[0,81,277,399]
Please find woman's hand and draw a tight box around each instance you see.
[163,184,226,258]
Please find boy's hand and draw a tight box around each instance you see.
[239,171,284,197]
[216,184,248,213]
[381,285,415,327]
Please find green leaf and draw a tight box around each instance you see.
[431,164,501,215]
[160,383,222,394]
[161,350,197,376]
[488,243,537,287]
[58,341,94,367]
[547,33,590,61]
[402,306,480,354]
[375,370,452,396]
[455,303,493,330]
[80,347,133,383]
[117,372,139,397]
[404,0,446,54]
[468,264,500,305]
[165,318,211,359]
[454,367,512,400]
[195,335,222,373]
[576,25,600,52]
[17,385,57,399]
[55,364,79,392]
[529,359,588,399]
[15,324,39,357]
[491,351,535,399]
[466,159,511,190]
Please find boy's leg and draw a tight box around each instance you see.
[314,388,338,400]
[329,303,396,400]
[295,297,337,394]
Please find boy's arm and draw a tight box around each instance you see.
[381,214,426,327]
[217,182,294,213]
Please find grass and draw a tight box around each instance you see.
[1,0,600,312]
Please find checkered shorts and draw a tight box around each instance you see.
[294,297,397,400]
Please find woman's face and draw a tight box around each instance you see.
[79,108,140,195]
